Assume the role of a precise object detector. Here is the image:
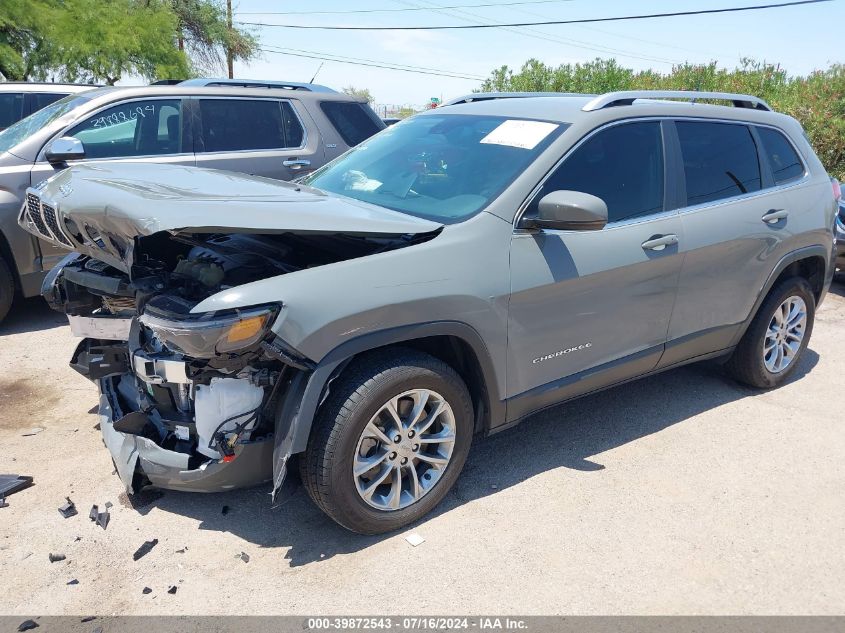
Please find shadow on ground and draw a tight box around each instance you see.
[138,349,818,567]
[0,297,65,336]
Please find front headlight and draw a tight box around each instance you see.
[139,305,278,359]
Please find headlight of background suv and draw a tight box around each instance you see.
[138,305,278,359]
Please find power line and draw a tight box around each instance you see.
[265,45,485,77]
[258,47,485,81]
[238,0,577,16]
[396,0,681,65]
[237,0,832,30]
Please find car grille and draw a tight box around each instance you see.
[41,203,72,246]
[26,193,50,239]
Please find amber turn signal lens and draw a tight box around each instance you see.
[225,314,268,344]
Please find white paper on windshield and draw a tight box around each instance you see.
[480,120,558,150]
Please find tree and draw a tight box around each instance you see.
[0,0,191,83]
[170,0,258,76]
[342,86,375,104]
[0,0,259,84]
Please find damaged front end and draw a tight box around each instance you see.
[52,245,304,495]
[25,163,442,498]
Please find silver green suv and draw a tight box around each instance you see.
[23,90,837,534]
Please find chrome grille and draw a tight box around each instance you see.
[26,194,50,238]
[41,203,72,246]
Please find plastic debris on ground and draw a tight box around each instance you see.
[89,502,111,530]
[17,620,39,631]
[20,427,44,436]
[405,533,425,547]
[67,579,79,585]
[0,474,34,498]
[58,497,77,518]
[142,587,152,595]
[236,552,250,563]
[167,586,178,594]
[48,553,66,563]
[133,539,159,561]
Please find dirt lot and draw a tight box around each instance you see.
[0,282,843,616]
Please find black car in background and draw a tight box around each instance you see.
[0,83,97,131]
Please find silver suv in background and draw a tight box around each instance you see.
[0,85,385,322]
[23,91,836,534]
[0,83,97,131]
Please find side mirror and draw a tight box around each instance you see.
[519,190,608,231]
[46,136,85,164]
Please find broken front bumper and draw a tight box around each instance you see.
[75,338,275,494]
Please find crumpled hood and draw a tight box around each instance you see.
[22,162,442,272]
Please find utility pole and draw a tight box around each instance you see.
[226,0,234,79]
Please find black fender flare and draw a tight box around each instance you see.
[298,320,504,452]
[729,244,832,348]
[270,320,505,501]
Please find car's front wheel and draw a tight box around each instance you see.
[301,349,473,534]
[0,256,15,325]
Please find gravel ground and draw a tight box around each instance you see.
[0,282,843,616]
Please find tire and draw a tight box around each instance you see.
[301,348,474,534]
[0,256,15,325]
[725,276,815,389]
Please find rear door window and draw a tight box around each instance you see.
[68,99,183,158]
[529,121,665,224]
[320,101,382,146]
[29,92,67,114]
[676,121,761,206]
[0,92,25,129]
[198,99,303,152]
[756,127,805,185]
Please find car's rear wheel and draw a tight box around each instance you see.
[0,256,15,325]
[725,276,815,389]
[301,349,473,534]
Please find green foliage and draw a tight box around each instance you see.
[342,86,375,104]
[481,58,845,180]
[0,0,258,84]
[171,0,258,74]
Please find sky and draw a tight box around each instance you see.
[228,0,844,111]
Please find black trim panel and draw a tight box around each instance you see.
[504,345,663,425]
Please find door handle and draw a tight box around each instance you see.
[283,159,311,170]
[641,234,679,251]
[762,209,788,224]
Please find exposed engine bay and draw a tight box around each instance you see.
[46,229,432,494]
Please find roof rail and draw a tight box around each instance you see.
[444,92,587,106]
[582,90,772,112]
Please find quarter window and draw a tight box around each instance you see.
[676,121,761,205]
[757,127,804,185]
[198,99,304,152]
[320,101,382,147]
[529,121,665,224]
[68,99,183,158]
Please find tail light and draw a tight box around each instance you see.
[833,178,841,201]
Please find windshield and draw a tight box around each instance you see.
[0,93,92,155]
[303,113,565,222]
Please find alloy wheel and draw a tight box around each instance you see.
[353,389,456,511]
